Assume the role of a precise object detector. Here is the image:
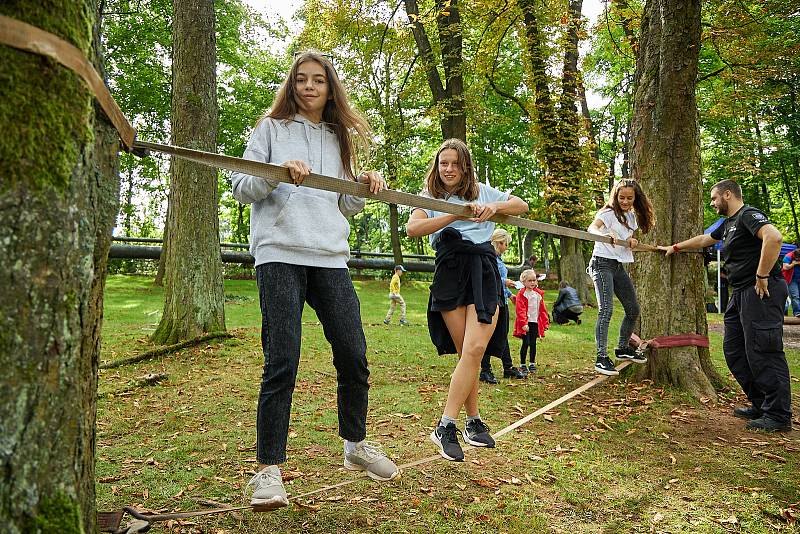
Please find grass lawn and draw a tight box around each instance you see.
[97,274,800,533]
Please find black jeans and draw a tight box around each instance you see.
[520,322,538,364]
[481,305,513,372]
[255,263,369,465]
[724,276,793,423]
[588,256,640,358]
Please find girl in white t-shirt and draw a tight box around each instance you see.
[587,179,655,376]
[407,139,528,462]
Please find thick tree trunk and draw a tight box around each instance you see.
[154,200,168,286]
[0,2,120,532]
[628,0,722,398]
[404,0,466,141]
[389,203,404,266]
[152,0,225,344]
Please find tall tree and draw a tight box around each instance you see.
[517,0,596,303]
[151,0,226,344]
[405,0,466,141]
[0,1,120,531]
[629,0,723,398]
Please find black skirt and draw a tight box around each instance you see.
[426,228,507,356]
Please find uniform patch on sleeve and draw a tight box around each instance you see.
[752,212,767,222]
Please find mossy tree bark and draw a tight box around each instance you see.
[628,0,723,398]
[518,0,595,304]
[151,0,226,344]
[0,1,120,532]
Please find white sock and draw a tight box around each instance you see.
[344,440,360,454]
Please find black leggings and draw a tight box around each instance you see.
[520,322,538,364]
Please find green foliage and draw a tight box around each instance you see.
[102,0,286,239]
[586,0,800,240]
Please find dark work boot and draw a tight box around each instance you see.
[479,370,498,385]
[503,366,525,379]
[733,406,762,420]
[746,416,792,433]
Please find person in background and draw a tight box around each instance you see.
[384,265,409,325]
[781,246,800,317]
[479,229,526,384]
[231,51,399,510]
[661,179,792,433]
[513,269,550,374]
[552,280,583,325]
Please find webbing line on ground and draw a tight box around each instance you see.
[103,360,632,530]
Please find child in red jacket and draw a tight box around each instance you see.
[513,269,550,375]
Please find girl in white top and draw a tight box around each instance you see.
[407,139,528,462]
[587,179,655,376]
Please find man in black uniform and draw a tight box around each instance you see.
[660,179,792,432]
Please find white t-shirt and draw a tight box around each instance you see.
[525,289,541,322]
[422,183,510,249]
[591,208,638,263]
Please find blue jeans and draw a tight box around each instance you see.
[788,279,800,316]
[588,256,640,359]
[255,263,369,465]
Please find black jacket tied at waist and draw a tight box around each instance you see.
[427,227,506,356]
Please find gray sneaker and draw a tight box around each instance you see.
[246,465,288,510]
[344,441,399,481]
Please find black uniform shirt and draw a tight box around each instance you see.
[710,205,780,290]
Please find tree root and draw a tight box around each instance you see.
[99,332,233,369]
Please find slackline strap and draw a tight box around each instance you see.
[134,140,629,247]
[0,14,135,148]
[630,333,709,350]
[99,360,632,530]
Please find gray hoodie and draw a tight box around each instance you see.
[231,114,365,268]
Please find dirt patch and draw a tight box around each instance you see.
[708,322,800,350]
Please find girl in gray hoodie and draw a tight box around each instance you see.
[232,51,398,510]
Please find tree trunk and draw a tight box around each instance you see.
[404,0,466,141]
[561,237,593,303]
[628,0,722,398]
[779,159,800,240]
[518,0,594,306]
[154,199,169,286]
[152,0,225,344]
[389,203,403,266]
[0,2,120,532]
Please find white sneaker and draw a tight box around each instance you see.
[344,441,399,481]
[246,465,288,510]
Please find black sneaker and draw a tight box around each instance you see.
[430,422,464,461]
[463,419,496,448]
[733,406,763,420]
[527,363,537,374]
[479,370,498,385]
[595,357,619,376]
[519,365,529,377]
[503,366,525,379]
[614,345,647,363]
[745,416,792,433]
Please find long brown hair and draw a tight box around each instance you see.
[265,51,372,180]
[424,139,479,201]
[603,179,655,234]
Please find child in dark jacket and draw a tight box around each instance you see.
[513,269,550,374]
